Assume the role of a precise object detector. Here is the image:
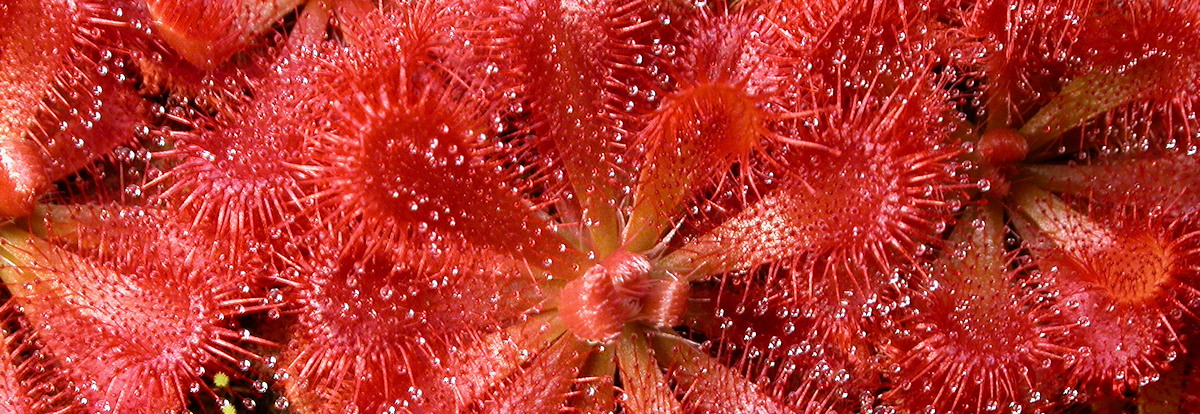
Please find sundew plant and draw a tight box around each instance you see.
[0,0,1199,413]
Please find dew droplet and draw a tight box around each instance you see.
[123,185,142,199]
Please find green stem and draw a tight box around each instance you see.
[1021,56,1173,153]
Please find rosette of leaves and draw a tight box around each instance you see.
[0,0,1198,413]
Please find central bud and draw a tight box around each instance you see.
[558,250,687,342]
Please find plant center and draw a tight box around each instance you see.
[557,249,688,342]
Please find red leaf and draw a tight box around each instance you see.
[0,205,271,411]
[146,0,303,69]
[616,327,682,413]
[1013,186,1200,393]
